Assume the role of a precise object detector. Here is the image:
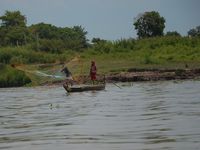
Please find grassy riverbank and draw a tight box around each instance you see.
[1,36,200,87]
[0,64,31,87]
[77,36,200,74]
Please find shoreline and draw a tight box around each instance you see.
[43,68,200,86]
[106,68,200,82]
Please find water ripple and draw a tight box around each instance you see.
[0,81,200,150]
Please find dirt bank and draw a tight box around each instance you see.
[106,68,200,82]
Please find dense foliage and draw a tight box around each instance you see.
[0,11,28,46]
[0,11,88,52]
[188,26,200,37]
[134,11,165,39]
[0,64,31,87]
[28,24,88,52]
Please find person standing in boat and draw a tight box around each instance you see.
[90,61,97,84]
[61,65,74,86]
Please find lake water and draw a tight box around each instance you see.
[0,80,200,150]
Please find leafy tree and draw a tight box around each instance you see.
[0,11,28,46]
[0,10,26,27]
[188,26,200,37]
[0,27,7,46]
[71,26,88,49]
[37,39,64,53]
[5,27,28,46]
[0,10,89,51]
[29,23,88,51]
[28,23,58,40]
[134,11,165,39]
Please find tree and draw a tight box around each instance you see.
[28,23,58,40]
[0,10,26,27]
[5,27,28,46]
[188,26,200,37]
[0,10,89,50]
[134,11,165,39]
[0,11,28,46]
[72,26,88,49]
[28,23,88,51]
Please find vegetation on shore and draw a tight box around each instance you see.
[0,10,200,87]
[0,64,31,87]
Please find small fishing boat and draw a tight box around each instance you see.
[63,83,105,92]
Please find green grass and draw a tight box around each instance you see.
[1,36,200,86]
[0,46,75,64]
[0,64,31,87]
[77,40,200,75]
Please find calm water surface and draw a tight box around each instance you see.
[0,80,200,150]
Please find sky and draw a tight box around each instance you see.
[0,0,200,41]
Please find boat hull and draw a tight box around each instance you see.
[63,83,105,92]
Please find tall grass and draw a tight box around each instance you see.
[77,36,200,74]
[0,46,75,65]
[0,64,31,87]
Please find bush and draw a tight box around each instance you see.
[34,39,64,53]
[0,65,31,87]
[93,41,112,53]
[143,53,154,64]
[113,38,136,50]
[0,50,12,64]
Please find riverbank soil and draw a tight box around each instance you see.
[106,68,200,82]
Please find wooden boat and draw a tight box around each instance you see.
[63,83,105,92]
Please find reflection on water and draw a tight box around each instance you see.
[0,80,200,150]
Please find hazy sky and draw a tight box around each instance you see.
[0,0,200,41]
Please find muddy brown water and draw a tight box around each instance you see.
[0,80,200,150]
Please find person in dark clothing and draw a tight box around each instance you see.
[61,66,74,86]
[61,66,72,78]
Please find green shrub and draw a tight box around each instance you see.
[143,53,154,64]
[0,50,12,64]
[0,65,31,87]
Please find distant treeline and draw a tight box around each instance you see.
[1,10,200,53]
[0,11,88,53]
